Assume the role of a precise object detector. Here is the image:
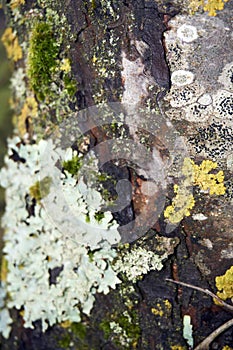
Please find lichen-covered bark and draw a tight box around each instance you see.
[1,0,233,349]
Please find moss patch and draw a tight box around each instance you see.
[28,21,59,101]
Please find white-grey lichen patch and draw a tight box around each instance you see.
[10,68,26,101]
[0,283,12,339]
[218,61,233,91]
[177,24,198,43]
[171,70,195,86]
[121,49,150,107]
[213,89,233,120]
[226,153,233,171]
[164,14,233,126]
[166,83,205,108]
[183,101,213,122]
[198,93,213,106]
[113,246,165,282]
[113,237,178,283]
[109,321,131,348]
[0,137,121,335]
[220,244,233,259]
[188,122,233,162]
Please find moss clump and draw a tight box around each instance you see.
[58,333,71,348]
[100,311,140,349]
[99,294,141,349]
[62,154,83,176]
[28,22,59,101]
[94,211,105,223]
[63,74,77,97]
[71,322,87,340]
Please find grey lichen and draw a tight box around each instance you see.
[0,137,121,335]
[164,14,232,126]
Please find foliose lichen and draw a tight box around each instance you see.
[0,137,121,337]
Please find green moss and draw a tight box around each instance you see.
[100,311,140,349]
[118,311,141,345]
[28,21,59,101]
[70,322,87,340]
[63,74,77,97]
[99,319,111,338]
[58,333,71,348]
[62,155,83,176]
[94,211,105,223]
[99,289,141,349]
[85,214,90,223]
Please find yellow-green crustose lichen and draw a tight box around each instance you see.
[189,0,229,16]
[1,27,22,62]
[164,158,226,224]
[215,266,233,302]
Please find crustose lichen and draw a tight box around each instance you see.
[189,0,229,16]
[164,158,226,224]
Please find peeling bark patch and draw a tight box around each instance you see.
[121,50,150,106]
[133,0,170,90]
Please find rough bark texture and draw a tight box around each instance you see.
[1,0,233,349]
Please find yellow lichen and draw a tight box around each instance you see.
[151,300,172,318]
[60,58,71,73]
[222,346,233,350]
[191,159,226,195]
[164,185,195,224]
[215,266,233,302]
[189,0,229,16]
[10,0,25,10]
[60,320,72,328]
[164,299,172,310]
[16,96,38,136]
[151,306,163,317]
[1,256,8,282]
[164,158,225,224]
[1,27,23,62]
[171,346,186,350]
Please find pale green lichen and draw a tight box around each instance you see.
[0,282,12,339]
[113,237,178,282]
[0,137,121,336]
[183,315,194,348]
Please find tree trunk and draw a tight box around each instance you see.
[1,0,233,349]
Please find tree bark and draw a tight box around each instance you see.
[1,0,233,349]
